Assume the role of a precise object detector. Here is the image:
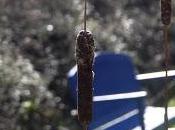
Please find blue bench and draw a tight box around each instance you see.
[68,52,145,130]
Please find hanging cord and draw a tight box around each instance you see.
[161,0,172,129]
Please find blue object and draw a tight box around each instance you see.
[68,52,145,130]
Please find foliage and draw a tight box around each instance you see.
[0,42,80,130]
[0,0,80,129]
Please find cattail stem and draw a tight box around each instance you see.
[84,0,87,32]
[161,0,172,129]
[163,26,170,130]
[82,124,88,130]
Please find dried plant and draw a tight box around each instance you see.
[161,0,172,25]
[76,30,95,127]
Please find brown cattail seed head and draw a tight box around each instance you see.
[161,0,172,25]
[76,30,95,125]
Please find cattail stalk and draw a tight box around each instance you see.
[76,30,95,128]
[161,0,172,129]
[163,26,170,130]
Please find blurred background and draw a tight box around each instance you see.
[0,0,175,130]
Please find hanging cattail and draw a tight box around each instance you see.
[161,0,172,25]
[76,30,95,126]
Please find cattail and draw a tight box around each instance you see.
[161,0,172,25]
[76,30,95,126]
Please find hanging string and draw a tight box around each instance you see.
[161,0,172,129]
